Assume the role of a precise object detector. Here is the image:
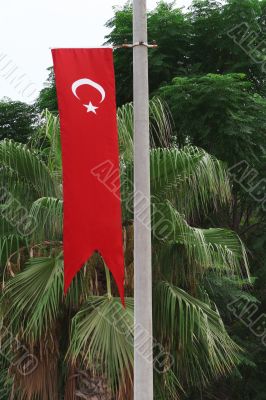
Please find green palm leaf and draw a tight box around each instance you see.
[29,197,63,242]
[150,146,231,218]
[118,97,172,163]
[0,234,25,273]
[0,140,56,198]
[69,296,134,392]
[2,256,63,341]
[121,146,231,222]
[153,201,249,280]
[156,282,242,387]
[2,255,93,343]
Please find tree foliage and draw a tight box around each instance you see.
[105,0,266,105]
[0,99,37,143]
[159,73,266,166]
[36,67,58,113]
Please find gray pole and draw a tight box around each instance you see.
[133,1,153,399]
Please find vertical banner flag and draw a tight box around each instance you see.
[52,48,124,303]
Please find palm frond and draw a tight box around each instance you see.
[150,146,231,218]
[2,254,94,343]
[0,140,56,198]
[153,201,249,280]
[154,368,184,400]
[29,197,63,242]
[69,296,134,393]
[149,97,173,148]
[2,256,63,341]
[42,109,62,173]
[155,281,242,388]
[117,97,173,163]
[117,103,134,162]
[121,146,231,223]
[0,166,38,209]
[0,234,25,273]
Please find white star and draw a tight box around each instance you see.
[83,102,98,114]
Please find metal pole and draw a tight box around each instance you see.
[133,0,153,399]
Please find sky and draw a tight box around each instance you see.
[0,0,191,103]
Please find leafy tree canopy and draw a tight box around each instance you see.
[36,67,58,113]
[105,1,191,105]
[0,99,37,143]
[158,73,266,166]
[105,0,266,105]
[37,0,266,108]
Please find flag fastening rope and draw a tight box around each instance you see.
[113,40,158,49]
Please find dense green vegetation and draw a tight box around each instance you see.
[0,99,37,143]
[1,0,266,398]
[0,103,249,399]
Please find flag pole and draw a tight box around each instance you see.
[133,0,153,399]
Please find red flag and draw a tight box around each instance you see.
[52,48,124,303]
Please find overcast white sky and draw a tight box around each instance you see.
[0,0,191,103]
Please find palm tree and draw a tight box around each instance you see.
[0,99,250,399]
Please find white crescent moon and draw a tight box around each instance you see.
[71,78,106,103]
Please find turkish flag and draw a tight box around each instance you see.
[52,48,124,304]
